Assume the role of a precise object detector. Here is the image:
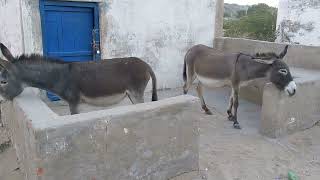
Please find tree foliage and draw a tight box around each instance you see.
[224,12,231,18]
[223,3,278,42]
[236,10,247,18]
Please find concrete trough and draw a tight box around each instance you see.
[1,88,200,180]
[237,68,320,138]
[241,68,320,138]
[261,68,320,138]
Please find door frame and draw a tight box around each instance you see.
[39,0,101,61]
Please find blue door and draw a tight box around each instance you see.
[40,0,101,101]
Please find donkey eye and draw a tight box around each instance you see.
[278,69,288,75]
[0,80,7,85]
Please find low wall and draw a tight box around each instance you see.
[214,37,320,70]
[1,88,200,180]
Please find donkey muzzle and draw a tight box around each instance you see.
[285,81,297,96]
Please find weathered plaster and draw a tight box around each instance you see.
[0,0,24,56]
[276,0,320,46]
[21,0,43,54]
[214,0,224,38]
[0,0,42,55]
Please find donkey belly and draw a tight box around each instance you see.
[80,92,127,106]
[197,75,230,88]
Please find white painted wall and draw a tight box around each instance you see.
[276,0,320,46]
[0,0,24,57]
[102,0,216,89]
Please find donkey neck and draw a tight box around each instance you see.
[15,61,72,92]
[242,58,272,80]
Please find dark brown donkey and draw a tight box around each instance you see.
[0,43,157,114]
[183,44,297,129]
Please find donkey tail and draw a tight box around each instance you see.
[148,67,158,101]
[183,47,193,83]
[183,59,187,82]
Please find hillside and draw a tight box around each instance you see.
[224,3,249,19]
[223,3,278,42]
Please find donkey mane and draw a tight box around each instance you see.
[13,54,67,64]
[254,52,279,59]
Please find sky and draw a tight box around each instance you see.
[224,0,279,7]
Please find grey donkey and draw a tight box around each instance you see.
[0,43,157,114]
[183,44,296,129]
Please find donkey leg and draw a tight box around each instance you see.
[183,82,189,94]
[183,80,192,94]
[183,81,191,94]
[196,83,212,115]
[231,87,241,129]
[227,90,234,120]
[69,103,79,115]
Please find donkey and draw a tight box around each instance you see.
[0,43,158,114]
[183,44,297,129]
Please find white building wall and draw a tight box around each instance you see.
[276,0,320,46]
[0,0,24,57]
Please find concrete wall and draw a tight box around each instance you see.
[214,37,320,70]
[0,0,221,89]
[2,88,200,180]
[276,0,320,46]
[0,0,43,56]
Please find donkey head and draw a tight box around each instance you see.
[253,45,296,96]
[0,43,24,100]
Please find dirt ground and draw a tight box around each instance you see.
[1,87,320,180]
[0,127,24,180]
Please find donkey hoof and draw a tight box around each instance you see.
[233,123,241,129]
[227,110,232,116]
[205,110,213,115]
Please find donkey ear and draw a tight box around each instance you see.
[252,58,274,65]
[0,43,15,62]
[278,45,289,59]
